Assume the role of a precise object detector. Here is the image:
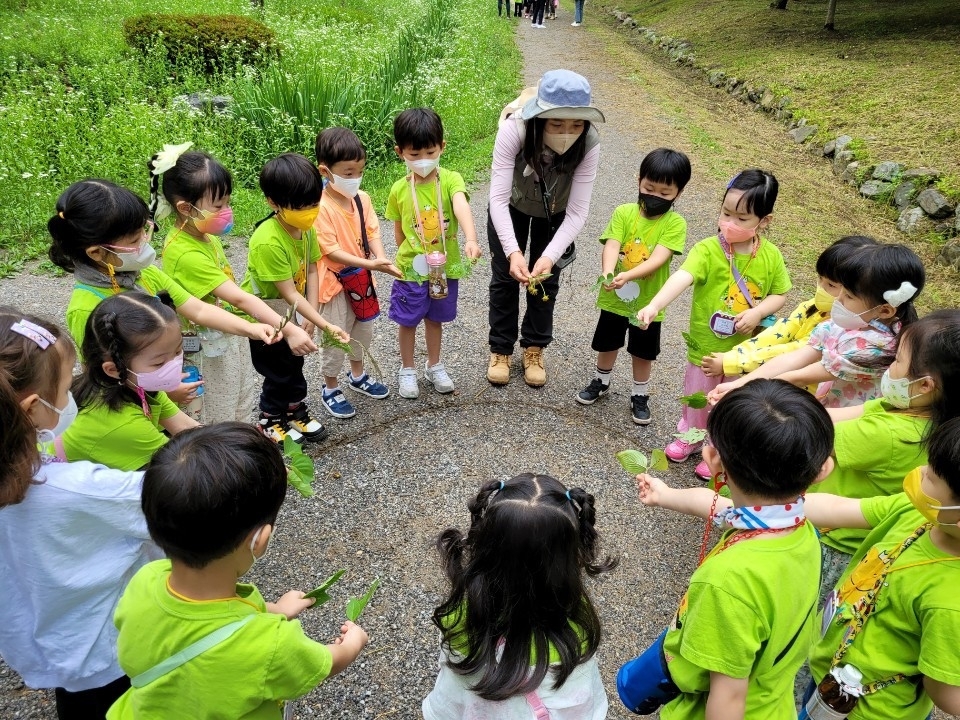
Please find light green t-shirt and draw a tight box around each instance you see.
[240,217,321,300]
[62,393,179,471]
[161,230,250,320]
[108,560,333,720]
[809,494,960,720]
[385,167,468,279]
[66,265,193,349]
[811,399,929,555]
[679,237,792,365]
[662,522,820,720]
[596,204,686,320]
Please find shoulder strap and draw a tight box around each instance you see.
[772,544,822,666]
[525,691,551,719]
[131,614,256,688]
[74,283,111,300]
[353,195,371,259]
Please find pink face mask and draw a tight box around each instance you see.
[192,207,234,236]
[719,219,759,245]
[131,353,184,392]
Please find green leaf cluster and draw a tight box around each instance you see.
[674,428,708,444]
[304,569,346,605]
[283,436,316,498]
[346,578,381,622]
[615,448,669,475]
[680,391,709,409]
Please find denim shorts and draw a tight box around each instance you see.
[388,279,459,327]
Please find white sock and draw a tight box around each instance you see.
[633,380,650,397]
[595,367,613,386]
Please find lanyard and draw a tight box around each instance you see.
[718,236,760,309]
[409,173,446,255]
[276,218,309,294]
[627,211,667,262]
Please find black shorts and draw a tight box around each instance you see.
[591,310,662,360]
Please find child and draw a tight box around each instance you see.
[154,145,318,425]
[386,107,481,399]
[62,292,198,472]
[48,180,279,405]
[809,309,960,591]
[701,235,877,380]
[240,153,349,444]
[106,423,369,719]
[423,473,617,718]
[314,127,402,419]
[636,169,790,480]
[0,308,156,719]
[800,417,960,720]
[624,379,834,718]
[711,243,926,408]
[576,148,691,425]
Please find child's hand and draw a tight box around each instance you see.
[370,257,403,279]
[300,320,315,338]
[326,323,350,344]
[251,322,283,345]
[168,376,204,404]
[701,352,725,377]
[635,305,657,329]
[708,378,744,405]
[606,272,631,289]
[734,308,762,335]
[269,591,315,620]
[464,240,482,260]
[636,473,670,508]
[335,621,370,650]
[284,323,319,356]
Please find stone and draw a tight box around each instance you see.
[707,70,726,87]
[934,220,955,234]
[939,238,960,272]
[834,135,853,154]
[872,161,904,182]
[788,124,818,143]
[896,207,926,234]
[859,180,893,200]
[902,167,941,183]
[760,89,776,109]
[833,150,854,175]
[822,139,837,157]
[893,182,916,211]
[746,85,763,103]
[173,92,233,115]
[726,77,741,92]
[916,188,955,219]
[840,161,860,185]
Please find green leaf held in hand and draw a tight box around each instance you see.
[283,436,316,498]
[674,428,708,444]
[345,578,381,622]
[305,568,347,604]
[616,449,649,475]
[680,391,709,409]
[649,449,669,472]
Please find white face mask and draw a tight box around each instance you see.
[37,391,78,440]
[543,132,581,155]
[248,525,270,569]
[405,158,439,178]
[108,242,157,272]
[831,298,881,331]
[880,370,931,409]
[330,173,362,198]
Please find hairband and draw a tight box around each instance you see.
[498,480,505,491]
[726,172,741,189]
[565,489,581,512]
[11,319,56,349]
[883,281,918,308]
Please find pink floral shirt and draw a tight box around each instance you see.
[808,319,898,407]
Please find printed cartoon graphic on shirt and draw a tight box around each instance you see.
[620,238,650,270]
[722,278,763,314]
[417,206,448,250]
[832,545,894,623]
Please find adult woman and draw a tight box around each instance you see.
[487,69,604,387]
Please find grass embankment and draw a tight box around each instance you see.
[0,0,520,276]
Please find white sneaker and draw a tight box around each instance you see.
[571,21,581,26]
[398,367,420,399]
[425,362,455,394]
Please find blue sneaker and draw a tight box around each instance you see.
[321,386,356,419]
[347,372,390,399]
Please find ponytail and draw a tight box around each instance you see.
[565,486,619,576]
[147,144,232,225]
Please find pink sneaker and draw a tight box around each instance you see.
[664,437,703,462]
[695,460,712,481]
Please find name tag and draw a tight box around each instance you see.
[182,334,202,354]
[709,312,737,338]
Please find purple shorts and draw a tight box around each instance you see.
[388,279,459,327]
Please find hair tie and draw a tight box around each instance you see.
[882,281,918,308]
[566,488,581,512]
[565,489,572,501]
[498,480,505,491]
[58,211,65,219]
[11,319,56,349]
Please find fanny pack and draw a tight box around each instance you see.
[616,630,680,714]
[334,196,380,322]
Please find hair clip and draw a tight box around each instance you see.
[11,319,56,349]
[882,281,918,308]
[726,172,742,189]
[58,211,65,219]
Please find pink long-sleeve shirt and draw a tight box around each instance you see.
[488,118,600,264]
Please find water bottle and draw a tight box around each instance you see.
[426,251,448,299]
[181,362,204,422]
[803,664,863,720]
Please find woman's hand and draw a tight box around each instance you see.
[701,352,725,378]
[508,252,531,283]
[530,255,553,279]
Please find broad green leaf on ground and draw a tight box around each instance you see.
[346,578,381,622]
[616,449,649,475]
[305,569,347,602]
[680,391,709,409]
[674,428,707,444]
[649,449,669,471]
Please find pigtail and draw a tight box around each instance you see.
[157,290,176,311]
[466,479,505,525]
[47,209,77,273]
[0,368,41,508]
[565,487,618,576]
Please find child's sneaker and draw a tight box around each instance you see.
[576,378,609,405]
[321,386,356,419]
[425,362,455,394]
[664,437,703,462]
[695,460,712,481]
[287,403,328,443]
[347,372,390,399]
[398,367,420,399]
[631,395,652,425]
[257,412,303,445]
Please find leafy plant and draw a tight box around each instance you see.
[346,578,381,622]
[590,272,616,294]
[680,391,709,409]
[305,569,346,604]
[283,435,316,498]
[320,327,384,380]
[681,331,701,353]
[526,272,552,301]
[674,428,708,444]
[616,448,669,475]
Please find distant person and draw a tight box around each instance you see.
[572,0,585,25]
[497,0,512,16]
[530,0,547,27]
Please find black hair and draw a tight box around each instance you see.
[0,308,74,507]
[928,418,960,502]
[722,169,779,219]
[899,309,960,437]
[804,235,881,318]
[74,291,178,413]
[432,473,617,701]
[708,379,833,500]
[48,180,149,273]
[149,150,233,223]
[833,243,925,328]
[315,126,366,166]
[393,107,445,151]
[523,118,591,175]
[259,153,323,211]
[638,148,692,192]
[142,422,288,568]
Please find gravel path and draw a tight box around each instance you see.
[0,5,820,719]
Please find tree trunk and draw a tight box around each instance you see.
[824,0,838,29]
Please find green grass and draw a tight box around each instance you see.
[0,0,520,276]
[604,0,960,194]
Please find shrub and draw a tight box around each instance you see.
[122,13,278,74]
